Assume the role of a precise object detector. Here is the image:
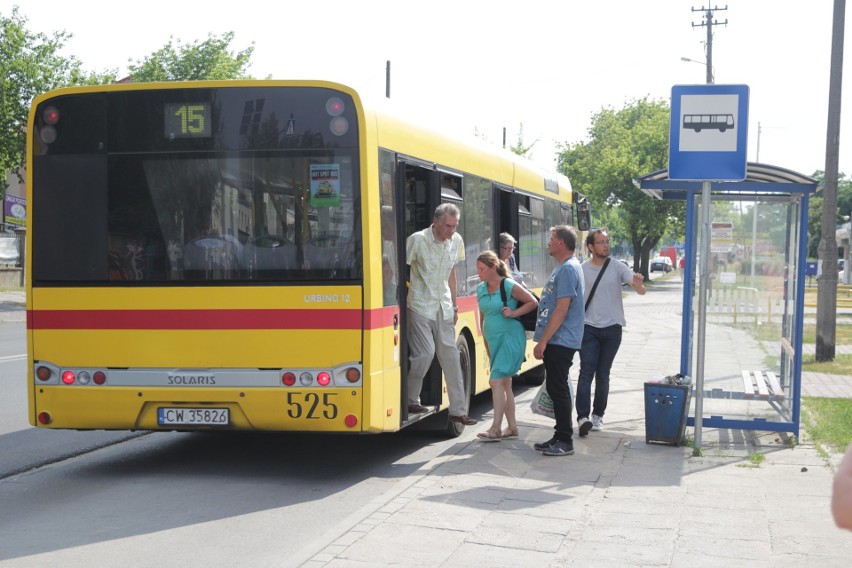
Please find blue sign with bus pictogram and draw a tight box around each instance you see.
[669,84,749,181]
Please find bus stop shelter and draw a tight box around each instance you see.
[636,162,819,438]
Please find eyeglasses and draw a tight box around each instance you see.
[501,244,516,251]
[594,241,610,246]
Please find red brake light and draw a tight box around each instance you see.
[93,371,106,385]
[282,372,296,386]
[43,106,60,125]
[61,371,75,384]
[325,97,344,116]
[317,372,331,386]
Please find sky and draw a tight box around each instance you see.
[4,0,851,179]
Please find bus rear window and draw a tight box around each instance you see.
[31,87,362,284]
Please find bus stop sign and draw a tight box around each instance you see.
[668,84,749,181]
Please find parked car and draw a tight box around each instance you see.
[650,256,673,273]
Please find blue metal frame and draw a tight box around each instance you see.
[638,164,818,438]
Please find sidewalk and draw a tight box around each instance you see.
[298,278,852,567]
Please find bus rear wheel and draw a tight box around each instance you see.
[445,336,472,438]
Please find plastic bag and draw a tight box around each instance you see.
[530,383,555,419]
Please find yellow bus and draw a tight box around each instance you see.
[26,80,584,437]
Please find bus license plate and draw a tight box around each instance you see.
[158,407,229,426]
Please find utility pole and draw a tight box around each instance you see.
[688,5,726,456]
[817,0,846,361]
[691,5,727,84]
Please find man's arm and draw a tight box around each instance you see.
[449,265,458,322]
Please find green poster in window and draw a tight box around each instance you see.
[310,164,341,207]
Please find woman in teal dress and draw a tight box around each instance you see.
[475,251,539,441]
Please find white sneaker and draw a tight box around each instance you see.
[591,414,604,431]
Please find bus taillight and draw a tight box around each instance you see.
[345,367,361,383]
[61,371,75,385]
[43,106,60,125]
[36,366,53,381]
[325,97,344,116]
[282,372,296,386]
[344,415,357,428]
[37,412,52,425]
[93,371,106,385]
[329,116,348,136]
[316,372,331,386]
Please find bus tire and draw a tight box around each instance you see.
[445,336,472,438]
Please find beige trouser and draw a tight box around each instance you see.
[407,307,467,416]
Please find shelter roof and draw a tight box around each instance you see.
[635,162,819,200]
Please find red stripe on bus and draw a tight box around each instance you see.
[28,309,363,330]
[28,297,484,332]
[363,306,399,328]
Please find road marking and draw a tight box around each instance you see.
[0,354,25,362]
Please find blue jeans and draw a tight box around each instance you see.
[543,344,577,441]
[576,324,622,420]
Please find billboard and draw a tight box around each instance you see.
[3,195,26,227]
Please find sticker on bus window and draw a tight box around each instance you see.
[310,164,341,207]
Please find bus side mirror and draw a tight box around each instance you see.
[576,200,591,232]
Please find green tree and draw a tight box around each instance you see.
[557,97,684,277]
[0,6,116,189]
[127,32,254,82]
[807,170,852,258]
[508,123,539,159]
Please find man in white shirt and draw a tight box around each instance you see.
[406,203,476,426]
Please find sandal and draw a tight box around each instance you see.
[501,428,519,439]
[476,429,502,442]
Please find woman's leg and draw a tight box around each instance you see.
[489,378,506,434]
[503,377,517,432]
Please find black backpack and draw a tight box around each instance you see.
[499,278,539,332]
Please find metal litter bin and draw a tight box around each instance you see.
[644,383,692,445]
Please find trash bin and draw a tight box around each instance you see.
[644,383,692,446]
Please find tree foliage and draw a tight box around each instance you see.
[507,123,538,159]
[127,32,254,82]
[557,97,683,277]
[0,6,116,188]
[807,170,852,258]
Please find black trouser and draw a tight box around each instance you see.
[543,344,577,442]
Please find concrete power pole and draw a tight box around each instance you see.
[816,0,846,361]
[691,5,728,84]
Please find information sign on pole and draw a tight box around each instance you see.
[669,84,749,181]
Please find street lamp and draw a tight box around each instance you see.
[680,56,714,84]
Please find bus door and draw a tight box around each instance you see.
[397,158,440,418]
[495,184,519,265]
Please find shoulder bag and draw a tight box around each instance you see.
[584,257,611,312]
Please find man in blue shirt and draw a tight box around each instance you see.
[532,225,585,456]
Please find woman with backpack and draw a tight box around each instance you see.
[475,251,538,441]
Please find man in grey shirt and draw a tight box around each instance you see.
[576,229,646,436]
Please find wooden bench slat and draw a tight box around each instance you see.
[764,371,785,401]
[741,370,756,399]
[753,370,770,400]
